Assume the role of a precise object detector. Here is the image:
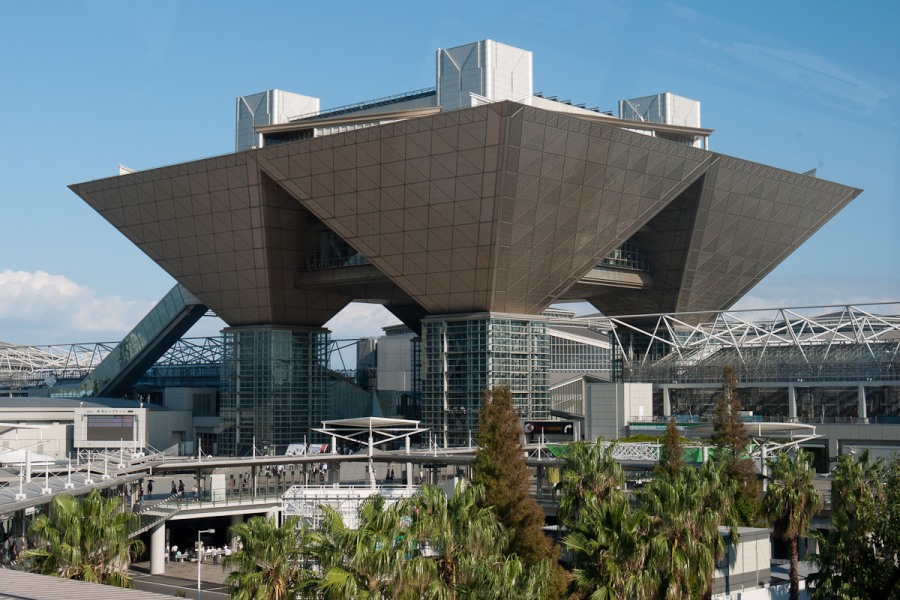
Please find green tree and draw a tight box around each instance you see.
[400,482,551,600]
[25,489,145,587]
[763,450,821,600]
[400,482,505,597]
[658,418,686,478]
[712,364,760,523]
[472,386,555,567]
[557,440,625,524]
[306,495,406,599]
[810,453,900,599]
[472,385,567,597]
[224,515,312,600]
[641,461,738,599]
[563,494,654,600]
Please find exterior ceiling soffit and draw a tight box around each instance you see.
[512,108,717,311]
[678,160,861,313]
[254,104,508,315]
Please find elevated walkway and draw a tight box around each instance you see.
[79,284,208,398]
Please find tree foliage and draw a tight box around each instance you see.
[306,495,406,599]
[226,484,553,600]
[641,461,738,600]
[564,493,654,599]
[712,364,760,523]
[658,418,686,478]
[25,489,145,588]
[557,440,624,524]
[399,482,552,599]
[472,386,557,569]
[763,450,821,600]
[225,515,312,600]
[560,445,737,599]
[472,385,567,597]
[810,452,900,599]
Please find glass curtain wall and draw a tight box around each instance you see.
[220,326,329,455]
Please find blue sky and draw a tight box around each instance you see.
[1,1,897,345]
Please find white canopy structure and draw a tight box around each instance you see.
[313,417,428,488]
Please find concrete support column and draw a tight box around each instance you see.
[858,385,867,421]
[662,387,671,417]
[266,508,279,525]
[788,385,797,421]
[368,432,376,489]
[229,514,243,545]
[405,436,413,491]
[829,436,840,464]
[150,521,166,575]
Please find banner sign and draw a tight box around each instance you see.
[285,443,329,456]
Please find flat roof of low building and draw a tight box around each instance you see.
[0,569,173,599]
[0,397,168,411]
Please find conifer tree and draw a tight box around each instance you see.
[713,365,747,455]
[712,364,760,523]
[472,385,567,596]
[658,418,685,477]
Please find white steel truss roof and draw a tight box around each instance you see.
[607,302,900,368]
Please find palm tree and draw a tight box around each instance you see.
[224,515,312,600]
[557,440,625,524]
[641,461,738,599]
[763,450,821,600]
[563,494,653,599]
[809,450,883,599]
[401,482,551,600]
[25,489,145,587]
[306,495,407,599]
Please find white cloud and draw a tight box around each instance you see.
[732,276,900,313]
[0,270,155,345]
[325,303,401,340]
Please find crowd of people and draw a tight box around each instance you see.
[0,533,27,566]
[165,541,240,564]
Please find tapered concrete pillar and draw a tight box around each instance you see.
[266,508,279,525]
[662,387,671,417]
[788,385,797,420]
[858,385,867,421]
[150,521,166,575]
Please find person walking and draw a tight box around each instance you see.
[171,481,177,496]
[178,480,185,497]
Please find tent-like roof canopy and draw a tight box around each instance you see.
[319,417,423,430]
[314,417,429,450]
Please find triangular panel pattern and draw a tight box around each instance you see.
[677,156,861,312]
[71,100,862,325]
[70,153,352,327]
[497,106,714,314]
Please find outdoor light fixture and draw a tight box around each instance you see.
[197,528,215,600]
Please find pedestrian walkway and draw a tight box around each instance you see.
[130,560,233,599]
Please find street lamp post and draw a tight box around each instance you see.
[197,528,215,600]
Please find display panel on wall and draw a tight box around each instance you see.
[86,414,134,442]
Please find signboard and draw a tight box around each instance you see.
[524,421,575,436]
[285,443,330,456]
